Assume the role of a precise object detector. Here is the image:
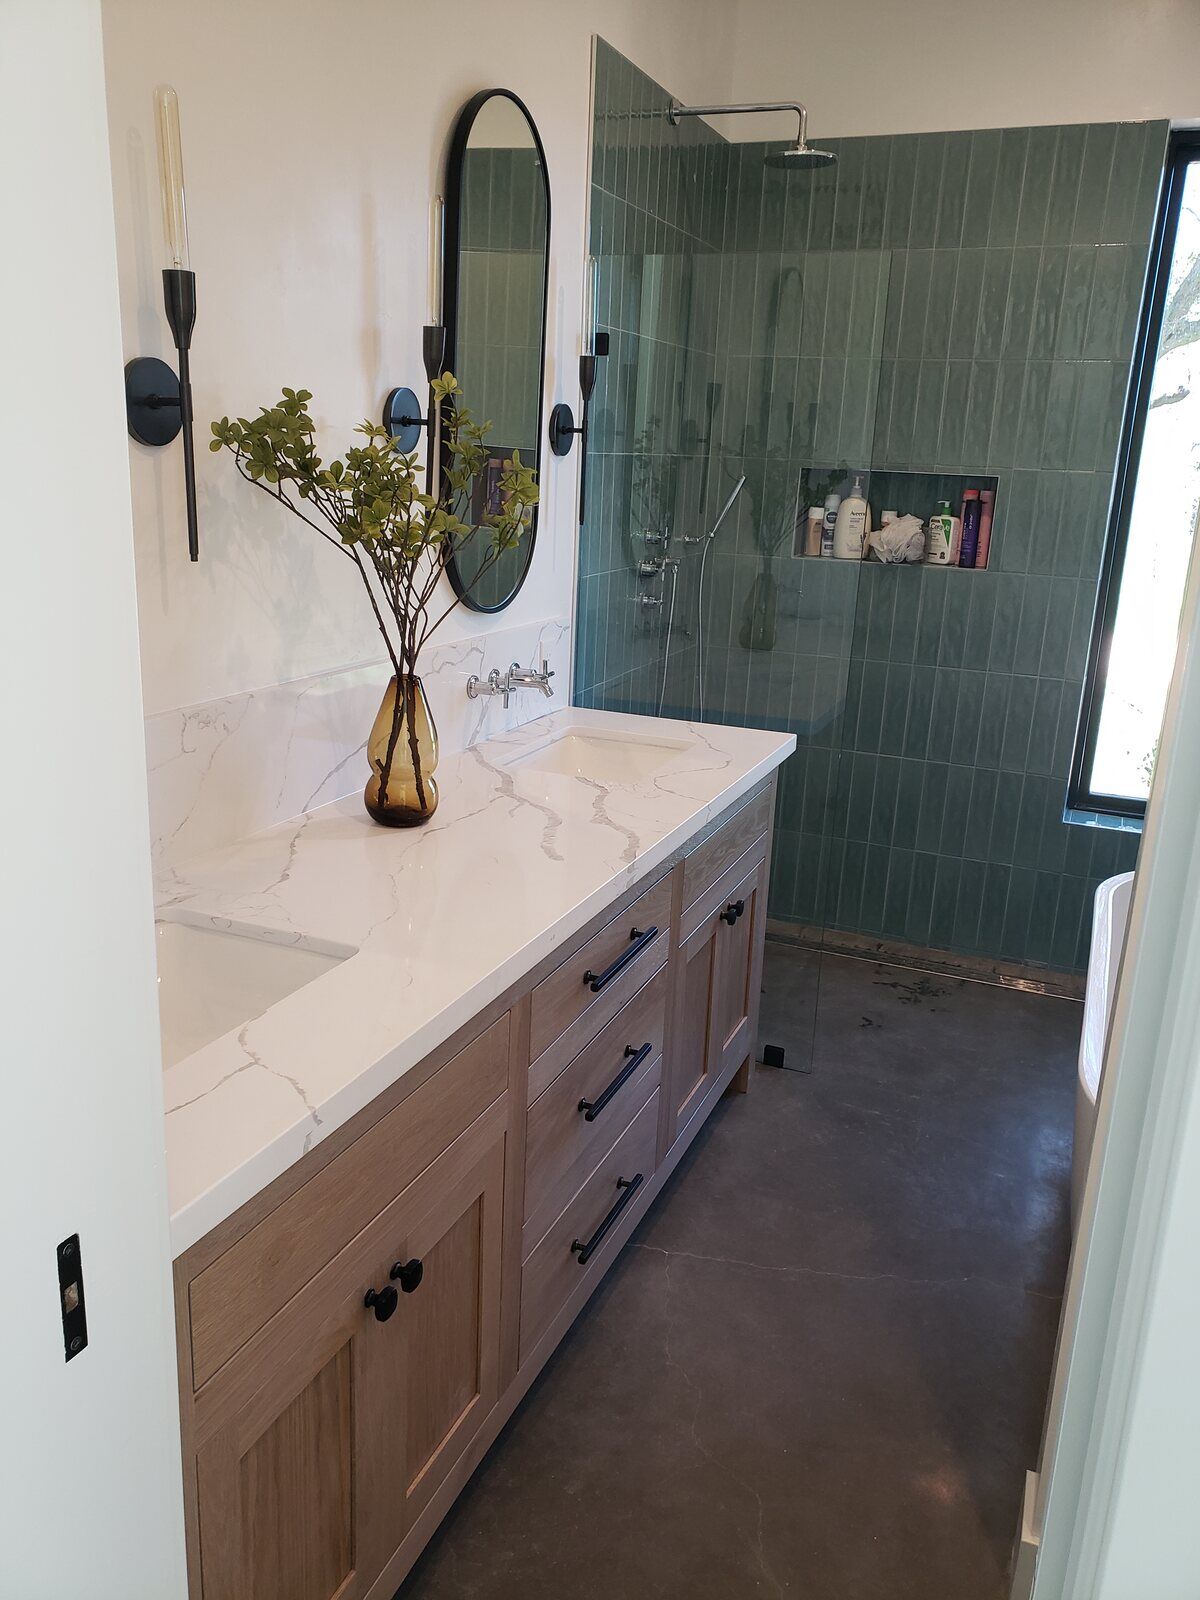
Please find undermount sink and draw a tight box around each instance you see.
[503,723,694,783]
[154,919,350,1069]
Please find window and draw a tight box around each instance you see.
[1070,132,1200,820]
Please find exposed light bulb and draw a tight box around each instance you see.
[154,84,189,271]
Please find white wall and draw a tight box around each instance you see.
[725,0,1200,141]
[0,2,187,1593]
[101,0,736,718]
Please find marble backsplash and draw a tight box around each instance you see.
[145,615,570,869]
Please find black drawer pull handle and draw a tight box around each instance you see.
[571,1173,644,1265]
[579,1042,652,1122]
[720,899,746,925]
[584,926,659,992]
[390,1257,424,1294]
[364,1284,398,1323]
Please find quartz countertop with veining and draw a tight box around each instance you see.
[158,707,796,1256]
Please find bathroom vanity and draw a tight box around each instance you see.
[159,708,793,1599]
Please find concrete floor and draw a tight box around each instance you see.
[398,943,1080,1600]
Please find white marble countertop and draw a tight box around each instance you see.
[158,707,795,1257]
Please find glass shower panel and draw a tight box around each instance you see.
[581,39,893,1072]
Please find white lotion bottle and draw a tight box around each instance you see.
[833,475,868,559]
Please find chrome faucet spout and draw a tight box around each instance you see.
[508,659,556,698]
[466,658,555,707]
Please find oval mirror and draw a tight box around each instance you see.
[442,89,550,611]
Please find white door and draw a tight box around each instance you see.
[0,3,188,1594]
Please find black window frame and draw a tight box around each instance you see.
[1068,129,1200,822]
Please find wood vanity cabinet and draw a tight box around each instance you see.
[174,777,775,1599]
[186,1102,506,1600]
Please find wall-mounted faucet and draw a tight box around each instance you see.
[466,659,555,709]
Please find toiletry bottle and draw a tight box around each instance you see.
[833,474,868,560]
[881,509,897,526]
[977,488,995,569]
[924,500,956,565]
[805,505,824,556]
[821,493,840,557]
[958,488,981,569]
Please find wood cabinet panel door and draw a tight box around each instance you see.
[191,1108,506,1600]
[387,1130,505,1535]
[194,1304,389,1600]
[710,860,763,1079]
[671,914,719,1131]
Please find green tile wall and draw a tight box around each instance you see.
[577,39,1163,974]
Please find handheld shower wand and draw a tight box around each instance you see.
[693,475,747,721]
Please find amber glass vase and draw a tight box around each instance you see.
[364,674,439,826]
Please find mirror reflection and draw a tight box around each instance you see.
[444,92,549,610]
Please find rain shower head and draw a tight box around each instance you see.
[668,99,835,173]
[765,143,837,171]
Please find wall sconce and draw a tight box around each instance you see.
[383,200,446,495]
[383,326,447,493]
[124,85,200,563]
[549,257,608,524]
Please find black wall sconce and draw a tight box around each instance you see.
[124,86,201,563]
[383,324,447,494]
[384,200,447,496]
[549,329,609,525]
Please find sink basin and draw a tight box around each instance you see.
[504,724,693,783]
[154,919,349,1068]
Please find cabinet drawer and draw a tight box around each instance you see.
[681,786,772,914]
[529,874,671,1085]
[524,962,667,1249]
[188,1013,510,1391]
[520,1091,658,1364]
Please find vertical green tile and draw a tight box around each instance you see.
[962,129,1001,242]
[929,855,963,950]
[882,136,918,249]
[987,129,1030,247]
[1015,126,1058,247]
[909,134,948,248]
[857,137,891,249]
[1072,124,1118,245]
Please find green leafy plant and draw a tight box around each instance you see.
[211,377,537,817]
[210,376,537,679]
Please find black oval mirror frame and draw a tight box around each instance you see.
[442,88,550,613]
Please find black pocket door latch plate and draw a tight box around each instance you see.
[57,1234,88,1362]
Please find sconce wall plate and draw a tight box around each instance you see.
[125,356,183,447]
[383,387,424,453]
[548,402,576,457]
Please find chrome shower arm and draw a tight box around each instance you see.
[669,100,808,149]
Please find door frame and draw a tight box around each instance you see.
[1024,502,1200,1597]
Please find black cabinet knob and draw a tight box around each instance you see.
[720,899,746,925]
[364,1283,399,1322]
[390,1257,424,1294]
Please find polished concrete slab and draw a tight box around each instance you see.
[397,944,1080,1600]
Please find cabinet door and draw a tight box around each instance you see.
[192,1105,506,1600]
[386,1128,505,1536]
[665,858,764,1152]
[709,859,763,1080]
[194,1284,390,1600]
[671,912,719,1132]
